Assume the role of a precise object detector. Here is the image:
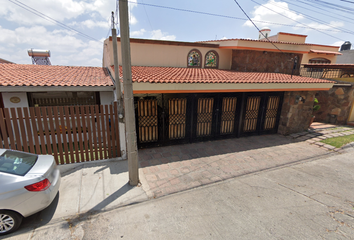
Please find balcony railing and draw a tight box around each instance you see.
[300,64,354,80]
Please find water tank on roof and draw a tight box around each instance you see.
[340,41,351,51]
[27,49,50,57]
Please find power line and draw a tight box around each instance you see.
[8,0,101,42]
[141,0,153,31]
[308,0,354,14]
[130,1,350,33]
[232,0,285,54]
[339,0,354,3]
[263,0,354,36]
[282,0,354,25]
[295,0,354,22]
[250,0,345,41]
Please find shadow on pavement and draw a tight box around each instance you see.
[3,192,60,239]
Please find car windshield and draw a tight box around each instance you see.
[0,150,38,176]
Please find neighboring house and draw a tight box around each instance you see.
[102,30,336,148]
[337,49,354,64]
[0,64,115,109]
[336,41,354,64]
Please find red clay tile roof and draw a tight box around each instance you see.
[0,64,114,87]
[117,66,333,84]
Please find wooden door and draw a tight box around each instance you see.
[137,99,158,143]
[196,98,215,137]
[220,97,237,135]
[243,96,261,133]
[168,98,187,140]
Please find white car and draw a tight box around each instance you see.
[0,149,61,235]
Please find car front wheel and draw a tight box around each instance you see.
[0,211,23,235]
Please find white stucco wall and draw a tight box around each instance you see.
[100,91,114,105]
[2,92,29,109]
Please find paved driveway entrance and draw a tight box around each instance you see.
[139,134,330,198]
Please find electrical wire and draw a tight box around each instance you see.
[232,0,284,53]
[339,0,354,3]
[295,0,354,22]
[250,0,345,41]
[262,0,354,35]
[308,0,354,14]
[8,0,101,42]
[130,1,351,33]
[282,0,354,25]
[141,0,153,31]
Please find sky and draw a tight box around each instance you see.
[0,0,353,67]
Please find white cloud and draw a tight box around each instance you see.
[295,21,344,33]
[129,29,176,40]
[244,0,303,28]
[150,30,176,40]
[1,0,138,26]
[71,19,109,29]
[0,25,102,66]
[332,41,344,47]
[131,29,146,37]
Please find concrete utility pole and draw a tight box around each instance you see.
[119,0,139,186]
[111,12,122,102]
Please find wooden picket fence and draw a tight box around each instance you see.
[0,103,121,165]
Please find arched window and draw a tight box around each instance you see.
[204,50,219,68]
[309,58,331,64]
[187,49,202,68]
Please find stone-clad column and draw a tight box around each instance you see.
[278,91,316,135]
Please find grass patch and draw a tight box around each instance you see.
[321,134,354,148]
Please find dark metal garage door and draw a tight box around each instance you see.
[135,92,283,148]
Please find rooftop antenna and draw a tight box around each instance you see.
[27,49,51,65]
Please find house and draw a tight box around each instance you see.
[102,29,336,148]
[0,64,115,109]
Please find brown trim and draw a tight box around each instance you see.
[220,46,308,53]
[302,64,354,69]
[187,49,202,68]
[202,39,340,49]
[309,50,342,55]
[133,88,331,94]
[109,36,219,48]
[278,32,307,37]
[204,50,219,69]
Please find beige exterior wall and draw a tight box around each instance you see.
[102,36,341,71]
[103,39,232,70]
[277,34,306,43]
[302,52,338,64]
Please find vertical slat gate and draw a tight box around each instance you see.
[196,98,214,137]
[168,98,187,140]
[0,104,120,165]
[264,96,280,130]
[138,99,158,143]
[220,97,237,135]
[243,96,261,132]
